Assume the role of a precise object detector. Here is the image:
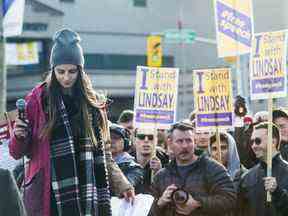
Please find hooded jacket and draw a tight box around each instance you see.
[225,133,241,180]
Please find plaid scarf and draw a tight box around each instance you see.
[50,95,112,216]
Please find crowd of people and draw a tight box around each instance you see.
[0,28,288,216]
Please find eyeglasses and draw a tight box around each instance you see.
[250,137,262,145]
[136,134,154,141]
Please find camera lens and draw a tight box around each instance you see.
[172,189,189,205]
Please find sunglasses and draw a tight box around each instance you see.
[250,137,262,145]
[136,134,154,141]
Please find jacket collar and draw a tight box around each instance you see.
[167,153,207,175]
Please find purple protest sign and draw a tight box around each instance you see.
[214,0,254,57]
[216,1,252,47]
[193,68,233,132]
[250,31,287,100]
[134,66,179,129]
[135,109,175,124]
[252,77,285,94]
[197,112,233,127]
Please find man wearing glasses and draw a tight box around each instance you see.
[132,128,169,194]
[238,122,288,216]
[150,120,236,216]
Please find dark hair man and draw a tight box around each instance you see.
[238,122,288,216]
[150,120,236,216]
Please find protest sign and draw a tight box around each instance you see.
[250,30,287,100]
[193,68,233,131]
[214,0,254,57]
[134,66,179,129]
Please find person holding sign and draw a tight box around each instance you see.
[151,120,236,216]
[9,29,133,216]
[237,122,288,216]
[132,128,169,194]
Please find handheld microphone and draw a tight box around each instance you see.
[16,99,26,121]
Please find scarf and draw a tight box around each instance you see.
[50,95,112,216]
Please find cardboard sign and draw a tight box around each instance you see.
[193,68,233,131]
[134,66,179,129]
[214,0,254,57]
[250,30,287,100]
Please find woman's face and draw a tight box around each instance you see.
[54,64,79,89]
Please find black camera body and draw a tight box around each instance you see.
[171,188,189,205]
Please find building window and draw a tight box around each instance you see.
[84,53,174,70]
[133,0,147,7]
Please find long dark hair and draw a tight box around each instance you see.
[41,66,108,143]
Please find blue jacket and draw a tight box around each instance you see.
[114,152,144,190]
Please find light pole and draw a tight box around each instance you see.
[0,7,7,113]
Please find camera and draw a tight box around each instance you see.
[171,188,189,205]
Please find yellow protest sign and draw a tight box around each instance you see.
[193,68,233,131]
[147,36,162,67]
[134,66,179,129]
[250,30,287,100]
[214,0,254,57]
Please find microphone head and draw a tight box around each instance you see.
[16,99,26,111]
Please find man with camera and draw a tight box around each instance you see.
[150,120,236,216]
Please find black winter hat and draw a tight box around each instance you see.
[50,28,84,68]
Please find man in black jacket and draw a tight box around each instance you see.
[150,120,236,216]
[238,122,288,216]
[0,168,26,216]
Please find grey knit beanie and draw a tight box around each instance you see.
[50,28,84,68]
